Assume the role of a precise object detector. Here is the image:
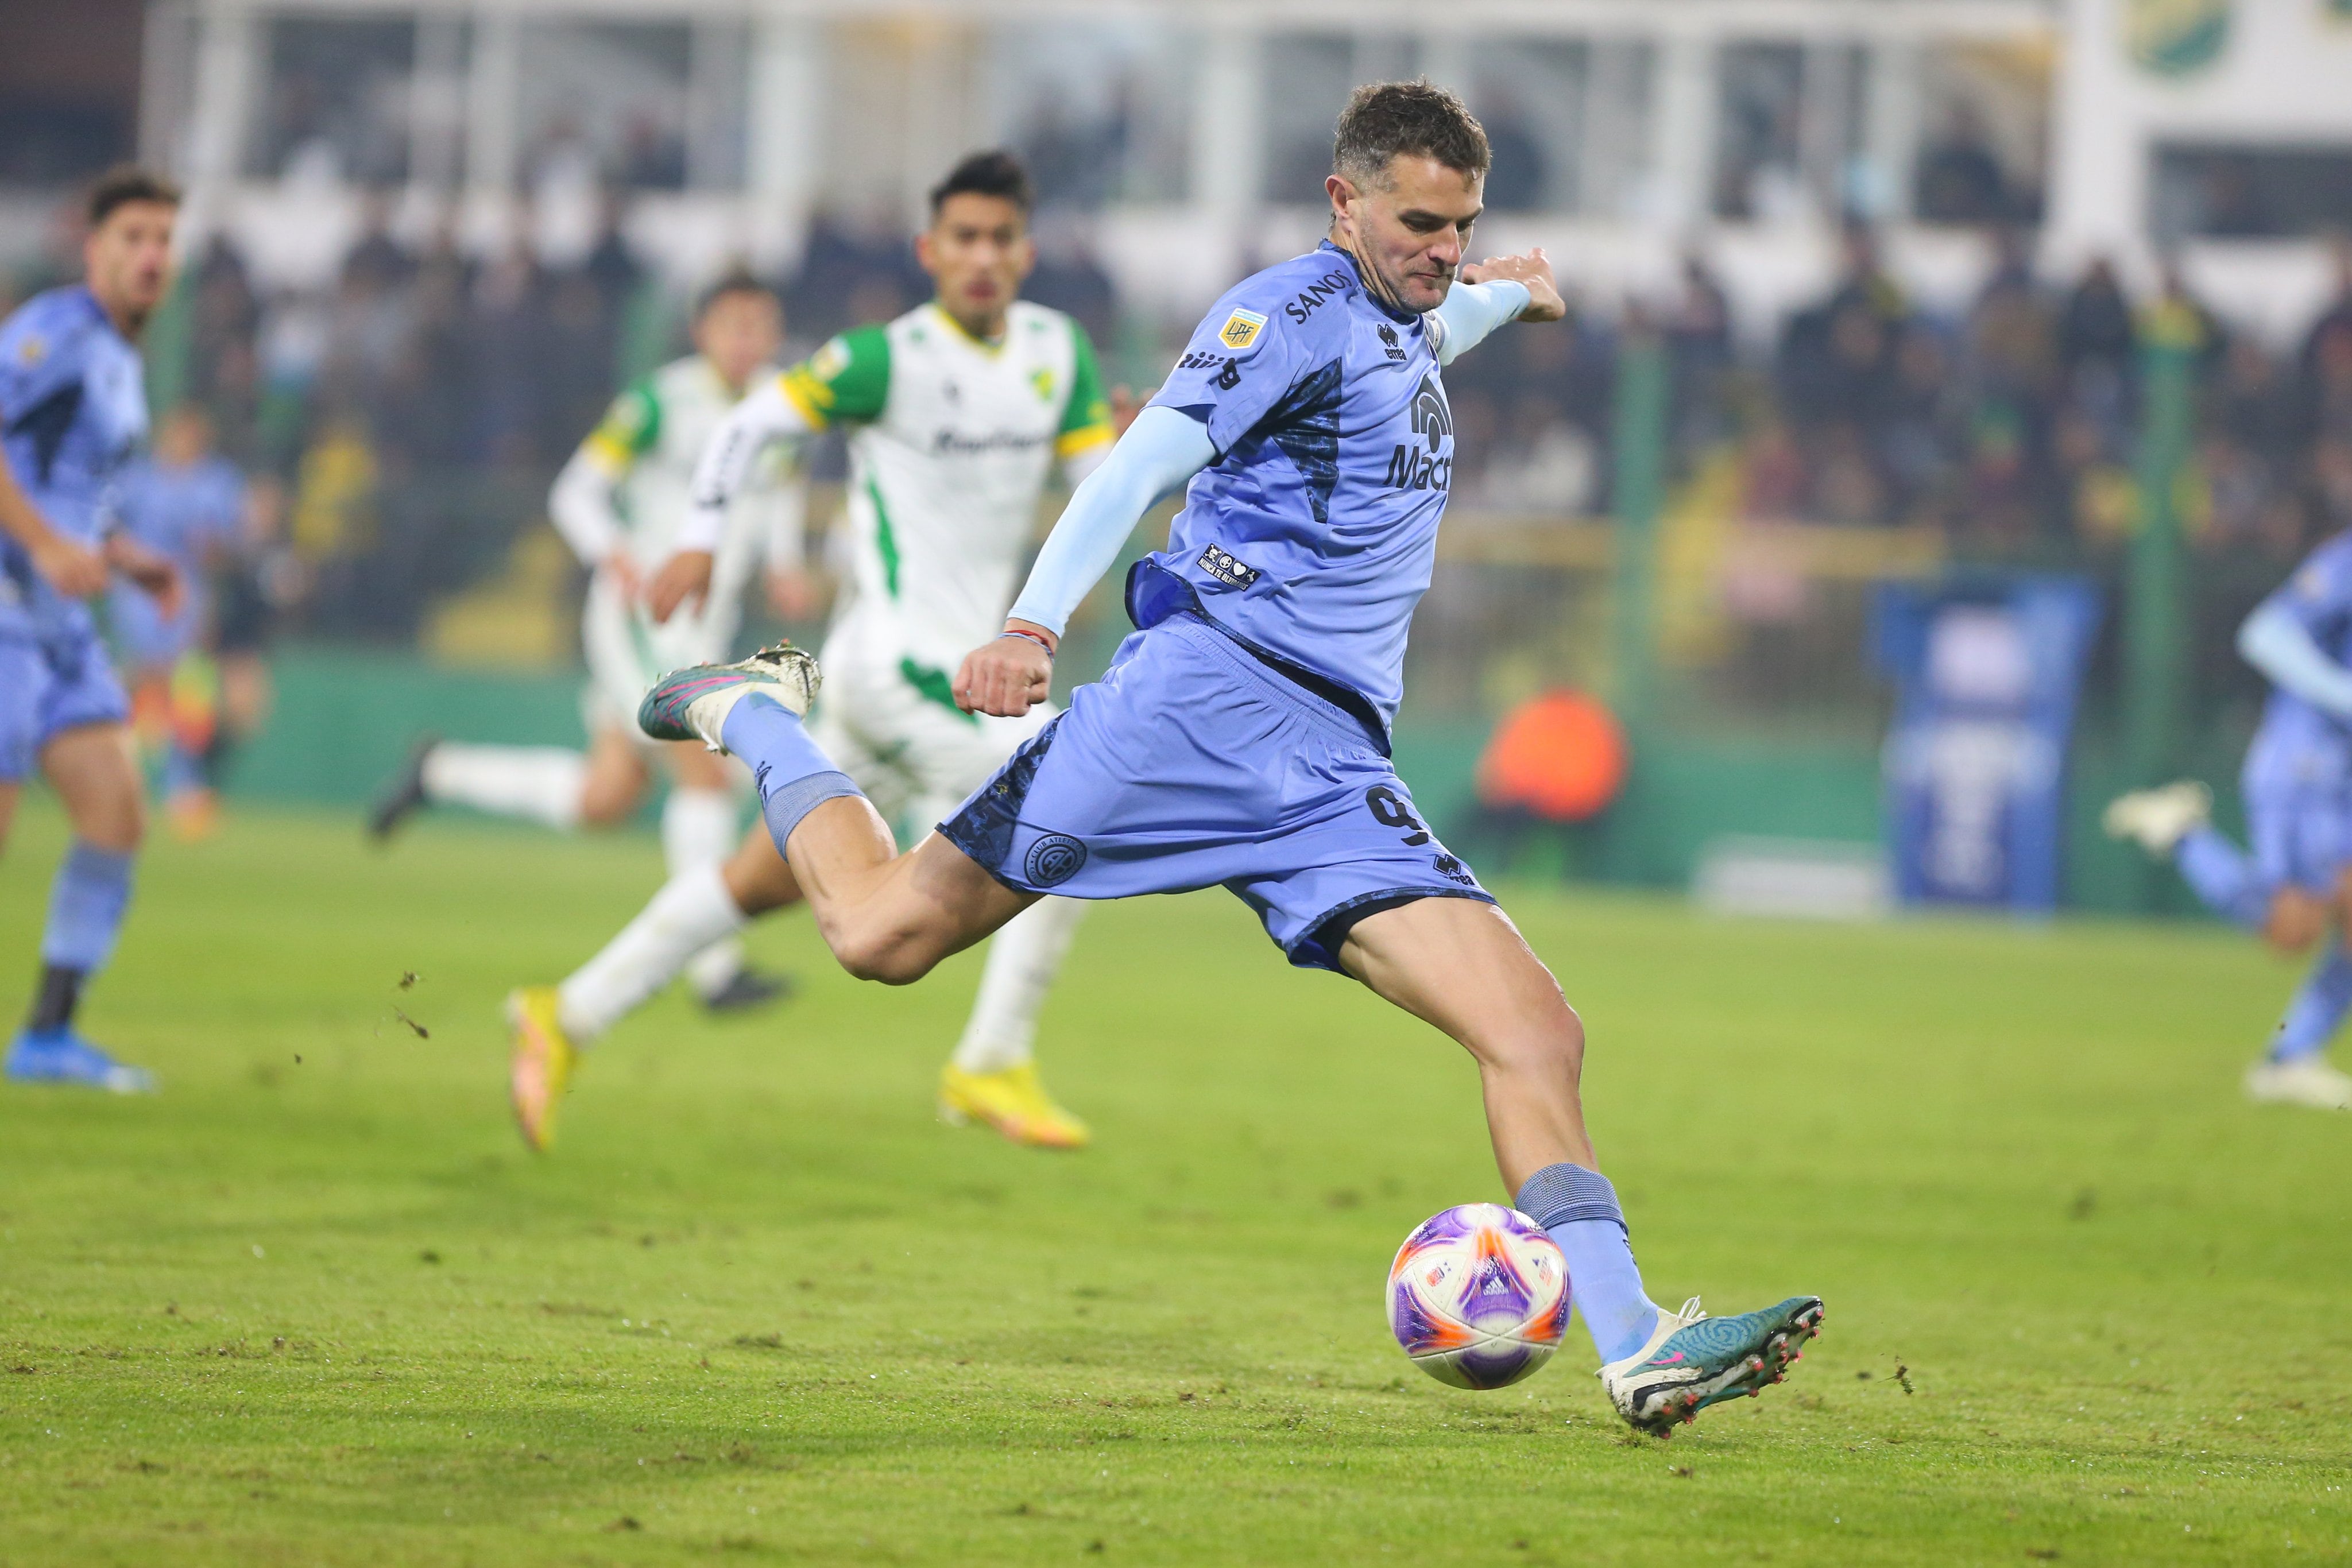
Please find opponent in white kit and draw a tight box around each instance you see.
[370,274,799,1013]
[505,151,1119,1152]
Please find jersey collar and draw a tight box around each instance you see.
[924,301,1010,357]
[1317,240,1424,328]
[65,284,123,342]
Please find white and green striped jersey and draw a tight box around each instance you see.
[688,299,1112,694]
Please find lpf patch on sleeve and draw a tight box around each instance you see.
[1218,309,1268,350]
[1198,544,1260,589]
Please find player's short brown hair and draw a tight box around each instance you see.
[695,268,776,320]
[1332,80,1490,189]
[87,165,181,230]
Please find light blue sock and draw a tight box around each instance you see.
[40,842,135,973]
[2272,947,2352,1063]
[1516,1162,1662,1364]
[2175,827,2270,930]
[721,696,865,856]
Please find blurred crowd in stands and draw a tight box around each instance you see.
[6,190,2351,646]
[1450,226,2352,570]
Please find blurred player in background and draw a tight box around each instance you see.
[370,273,798,1016]
[632,86,1823,1434]
[0,168,185,1092]
[109,402,248,839]
[506,151,1113,1153]
[2109,529,2352,1109]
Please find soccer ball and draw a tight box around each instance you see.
[1387,1203,1570,1389]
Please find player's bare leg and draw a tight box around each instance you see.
[640,646,1032,984]
[1337,896,1592,1189]
[1339,893,1820,1433]
[777,801,1032,982]
[5,724,154,1093]
[42,723,146,854]
[2110,782,2352,1107]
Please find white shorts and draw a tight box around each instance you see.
[809,614,1055,833]
[581,573,738,744]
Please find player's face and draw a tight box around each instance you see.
[156,406,212,465]
[84,199,179,333]
[1327,156,1483,315]
[694,290,783,391]
[918,193,1034,334]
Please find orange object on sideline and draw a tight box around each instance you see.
[1475,690,1628,822]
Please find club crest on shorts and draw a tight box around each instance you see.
[1024,833,1088,888]
[1218,309,1267,350]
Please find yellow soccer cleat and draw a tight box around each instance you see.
[938,1062,1091,1151]
[506,985,577,1153]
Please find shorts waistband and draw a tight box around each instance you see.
[1154,613,1379,752]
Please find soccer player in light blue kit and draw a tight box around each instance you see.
[640,83,1823,1431]
[0,168,186,1092]
[111,402,250,834]
[2108,530,2352,1109]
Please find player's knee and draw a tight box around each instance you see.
[2265,892,2325,953]
[831,924,940,986]
[577,789,633,828]
[1484,998,1585,1083]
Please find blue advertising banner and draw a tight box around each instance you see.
[1873,576,2103,914]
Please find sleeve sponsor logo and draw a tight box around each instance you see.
[16,334,45,366]
[1218,308,1268,350]
[809,338,850,379]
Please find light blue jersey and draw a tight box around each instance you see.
[0,285,150,636]
[2244,532,2352,801]
[1135,242,1457,740]
[0,285,145,775]
[938,245,1517,969]
[109,453,246,665]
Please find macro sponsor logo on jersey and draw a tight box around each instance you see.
[1377,323,1407,362]
[1284,270,1355,325]
[1383,374,1454,493]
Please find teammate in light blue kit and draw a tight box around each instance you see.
[2109,530,2352,1109]
[638,86,1823,1431]
[111,404,250,827]
[0,168,185,1092]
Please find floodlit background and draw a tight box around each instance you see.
[7,0,2352,912]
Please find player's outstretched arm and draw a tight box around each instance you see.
[1459,247,1566,323]
[0,445,106,598]
[953,405,1216,717]
[2239,601,2352,718]
[649,377,815,622]
[1429,249,1564,367]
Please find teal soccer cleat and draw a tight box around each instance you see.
[1598,1294,1825,1434]
[637,643,822,750]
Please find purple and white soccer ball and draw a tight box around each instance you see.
[1387,1203,1570,1390]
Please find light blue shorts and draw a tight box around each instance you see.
[0,618,131,781]
[941,614,1491,971]
[2245,784,2352,896]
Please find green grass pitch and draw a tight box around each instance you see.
[3,803,2350,1565]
